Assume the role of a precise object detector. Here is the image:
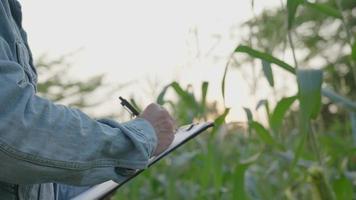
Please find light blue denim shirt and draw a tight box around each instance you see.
[0,0,158,199]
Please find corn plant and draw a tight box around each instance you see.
[113,0,356,199]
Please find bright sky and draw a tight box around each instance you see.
[20,0,291,122]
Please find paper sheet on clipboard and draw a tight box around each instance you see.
[72,122,214,200]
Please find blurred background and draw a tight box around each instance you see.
[22,0,355,199]
[22,0,282,122]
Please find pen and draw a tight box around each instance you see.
[119,96,140,117]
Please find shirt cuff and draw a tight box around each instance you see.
[98,118,158,164]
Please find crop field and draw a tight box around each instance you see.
[111,0,356,199]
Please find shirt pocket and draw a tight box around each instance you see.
[14,41,35,86]
[0,181,18,200]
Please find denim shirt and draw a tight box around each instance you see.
[0,0,157,199]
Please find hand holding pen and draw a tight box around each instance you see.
[119,97,175,156]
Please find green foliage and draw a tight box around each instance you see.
[352,42,356,61]
[351,112,356,144]
[221,63,229,103]
[111,0,356,199]
[270,96,297,131]
[305,2,342,19]
[212,108,230,134]
[36,54,105,110]
[201,82,209,108]
[243,107,253,123]
[261,60,274,87]
[332,176,354,200]
[287,0,303,30]
[297,69,323,120]
[308,166,336,200]
[233,154,260,200]
[157,81,219,124]
[234,45,295,74]
[250,121,282,149]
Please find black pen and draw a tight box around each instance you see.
[119,96,140,117]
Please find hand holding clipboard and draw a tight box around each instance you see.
[72,97,214,200]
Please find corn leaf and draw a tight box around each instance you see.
[234,46,355,114]
[292,122,309,169]
[129,98,141,113]
[243,107,253,123]
[352,42,356,61]
[222,63,229,103]
[351,112,356,145]
[170,82,199,108]
[292,69,323,169]
[233,153,260,200]
[287,0,303,30]
[233,163,250,200]
[332,175,354,200]
[262,60,274,87]
[322,88,356,112]
[251,121,282,149]
[212,108,230,134]
[251,121,274,145]
[305,2,342,19]
[297,69,323,119]
[308,166,336,200]
[270,96,297,131]
[156,84,171,105]
[201,81,209,108]
[235,45,295,74]
[255,99,268,112]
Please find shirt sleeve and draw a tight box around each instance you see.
[0,37,157,186]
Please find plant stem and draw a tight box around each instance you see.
[287,30,299,69]
[310,123,322,165]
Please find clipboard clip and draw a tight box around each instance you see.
[183,123,199,131]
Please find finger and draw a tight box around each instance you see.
[157,104,165,110]
[161,109,174,121]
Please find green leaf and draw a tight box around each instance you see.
[201,81,208,108]
[233,163,249,200]
[292,123,308,169]
[297,69,323,119]
[255,99,268,111]
[233,153,260,200]
[351,112,356,145]
[212,108,230,133]
[292,69,323,169]
[221,64,229,103]
[235,45,295,74]
[256,99,271,121]
[308,166,336,200]
[251,121,282,149]
[234,47,355,114]
[333,176,354,200]
[287,0,303,30]
[156,84,171,105]
[305,2,342,19]
[129,98,141,113]
[170,82,199,108]
[243,107,253,123]
[322,88,356,112]
[262,60,274,87]
[352,42,356,61]
[270,96,297,131]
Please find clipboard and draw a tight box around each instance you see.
[72,122,214,200]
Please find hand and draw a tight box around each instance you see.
[139,103,175,156]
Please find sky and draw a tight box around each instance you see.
[20,0,289,122]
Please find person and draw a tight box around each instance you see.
[0,0,175,199]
